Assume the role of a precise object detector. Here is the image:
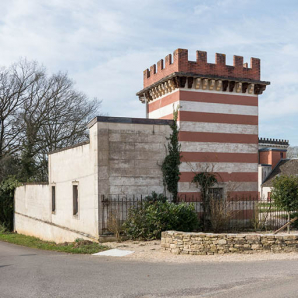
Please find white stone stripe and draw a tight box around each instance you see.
[178,182,258,192]
[180,142,258,154]
[179,121,257,135]
[148,101,258,119]
[179,101,258,116]
[180,162,258,173]
[148,101,180,119]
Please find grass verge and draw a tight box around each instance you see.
[0,232,109,254]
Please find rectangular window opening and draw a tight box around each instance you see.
[208,188,224,200]
[51,186,56,213]
[73,185,78,215]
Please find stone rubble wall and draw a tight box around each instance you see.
[161,231,298,255]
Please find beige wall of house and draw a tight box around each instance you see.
[258,164,272,200]
[261,186,272,201]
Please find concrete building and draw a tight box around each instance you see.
[15,117,172,242]
[15,48,288,242]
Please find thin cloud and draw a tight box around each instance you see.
[0,0,297,144]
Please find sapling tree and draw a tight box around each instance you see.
[271,175,298,233]
[192,172,218,230]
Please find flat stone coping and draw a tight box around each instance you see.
[88,116,174,128]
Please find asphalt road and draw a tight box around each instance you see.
[1,241,298,298]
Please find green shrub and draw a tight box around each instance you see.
[271,175,298,212]
[288,212,298,229]
[123,200,199,240]
[144,191,167,203]
[0,223,8,234]
[0,176,19,231]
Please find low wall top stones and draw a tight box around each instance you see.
[161,231,298,255]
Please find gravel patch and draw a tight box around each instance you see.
[103,239,298,263]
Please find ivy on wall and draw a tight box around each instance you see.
[161,107,181,203]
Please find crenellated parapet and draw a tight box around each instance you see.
[258,137,289,150]
[143,49,262,88]
[137,48,270,103]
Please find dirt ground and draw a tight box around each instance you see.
[103,239,298,263]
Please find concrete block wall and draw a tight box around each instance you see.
[91,117,173,197]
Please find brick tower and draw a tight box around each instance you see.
[137,49,270,199]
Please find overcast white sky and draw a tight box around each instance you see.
[1,0,298,145]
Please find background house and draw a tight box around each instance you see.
[261,159,298,200]
[258,138,290,200]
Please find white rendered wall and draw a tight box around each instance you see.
[15,123,99,243]
[14,184,94,242]
[48,126,98,240]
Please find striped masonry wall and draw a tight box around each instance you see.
[148,89,259,200]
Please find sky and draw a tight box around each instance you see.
[0,0,298,145]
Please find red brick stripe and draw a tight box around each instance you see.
[180,172,258,183]
[178,111,258,125]
[148,92,179,113]
[181,152,258,163]
[179,131,258,144]
[180,90,258,106]
[148,90,258,113]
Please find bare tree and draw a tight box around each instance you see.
[0,59,42,159]
[0,59,102,182]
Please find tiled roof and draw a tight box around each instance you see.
[262,159,298,187]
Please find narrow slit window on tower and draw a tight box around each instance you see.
[73,185,78,215]
[51,186,56,213]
